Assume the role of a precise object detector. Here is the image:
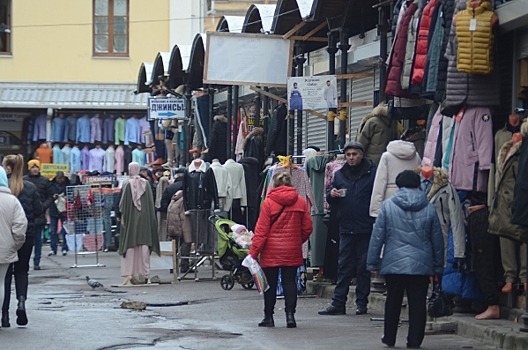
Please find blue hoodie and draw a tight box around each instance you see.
[367,187,444,276]
[0,166,8,187]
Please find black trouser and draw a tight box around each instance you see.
[262,267,297,316]
[3,238,34,312]
[384,275,429,348]
[468,207,500,306]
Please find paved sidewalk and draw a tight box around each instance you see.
[308,281,528,350]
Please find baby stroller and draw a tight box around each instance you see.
[210,215,254,290]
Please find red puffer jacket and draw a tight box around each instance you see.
[249,186,312,268]
[411,0,440,86]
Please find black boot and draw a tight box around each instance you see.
[1,311,10,328]
[286,312,296,328]
[258,315,275,327]
[16,296,28,326]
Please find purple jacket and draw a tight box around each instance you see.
[448,107,493,192]
[32,114,47,141]
[89,147,106,172]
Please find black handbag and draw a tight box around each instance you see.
[427,278,453,318]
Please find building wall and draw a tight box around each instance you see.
[0,0,170,83]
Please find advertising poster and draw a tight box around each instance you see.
[287,75,337,111]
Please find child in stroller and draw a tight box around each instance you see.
[210,216,254,290]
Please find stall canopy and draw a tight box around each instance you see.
[243,4,277,33]
[168,44,191,90]
[216,15,246,33]
[151,52,171,87]
[187,33,206,90]
[135,62,154,94]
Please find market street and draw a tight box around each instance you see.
[0,252,501,350]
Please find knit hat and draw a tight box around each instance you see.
[27,159,41,170]
[231,224,247,235]
[395,170,421,189]
[343,141,365,153]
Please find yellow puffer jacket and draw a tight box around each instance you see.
[455,1,494,74]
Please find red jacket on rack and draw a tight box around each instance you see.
[249,186,312,268]
[411,0,440,86]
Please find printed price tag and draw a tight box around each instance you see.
[469,18,477,31]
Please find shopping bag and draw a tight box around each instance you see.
[242,255,269,294]
[428,278,453,318]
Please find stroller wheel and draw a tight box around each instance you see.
[242,281,254,290]
[220,275,235,290]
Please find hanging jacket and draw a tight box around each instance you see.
[411,0,441,87]
[355,104,391,166]
[385,0,419,97]
[243,127,266,170]
[369,140,421,217]
[265,104,288,157]
[249,186,312,268]
[401,1,422,91]
[423,5,445,98]
[420,167,466,260]
[433,0,456,101]
[367,188,444,276]
[207,115,228,164]
[183,161,219,210]
[444,0,499,108]
[489,140,528,241]
[166,190,192,243]
[455,0,494,74]
[448,107,493,192]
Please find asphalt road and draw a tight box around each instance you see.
[0,252,502,350]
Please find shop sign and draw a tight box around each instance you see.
[41,163,70,179]
[148,97,187,120]
[287,75,338,111]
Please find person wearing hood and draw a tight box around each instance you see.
[249,172,312,329]
[0,166,28,329]
[355,104,392,166]
[369,140,421,217]
[367,170,444,349]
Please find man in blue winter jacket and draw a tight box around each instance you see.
[319,141,376,316]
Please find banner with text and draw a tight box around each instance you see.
[287,75,337,111]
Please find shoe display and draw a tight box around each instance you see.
[318,304,346,315]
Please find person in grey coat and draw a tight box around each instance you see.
[367,170,444,349]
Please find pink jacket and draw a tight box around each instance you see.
[115,145,125,175]
[448,107,493,192]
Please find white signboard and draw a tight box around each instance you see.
[204,32,293,87]
[148,97,187,120]
[287,75,338,111]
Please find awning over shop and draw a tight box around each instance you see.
[0,82,148,110]
[151,52,171,86]
[243,4,277,33]
[216,16,245,33]
[187,33,206,90]
[136,62,154,94]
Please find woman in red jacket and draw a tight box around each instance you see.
[249,172,312,328]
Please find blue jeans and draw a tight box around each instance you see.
[49,214,68,254]
[33,225,43,267]
[332,233,371,309]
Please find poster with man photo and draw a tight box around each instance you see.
[287,75,337,111]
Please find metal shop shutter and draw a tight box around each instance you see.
[348,69,378,141]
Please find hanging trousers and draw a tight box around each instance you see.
[384,275,429,348]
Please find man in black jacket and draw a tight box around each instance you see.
[318,142,376,316]
[24,159,54,269]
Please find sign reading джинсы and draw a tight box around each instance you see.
[148,97,187,120]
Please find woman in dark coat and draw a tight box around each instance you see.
[2,154,43,328]
[249,172,312,328]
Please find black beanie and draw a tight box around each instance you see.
[395,170,421,189]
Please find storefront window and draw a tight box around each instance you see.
[0,0,11,54]
[93,0,128,56]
